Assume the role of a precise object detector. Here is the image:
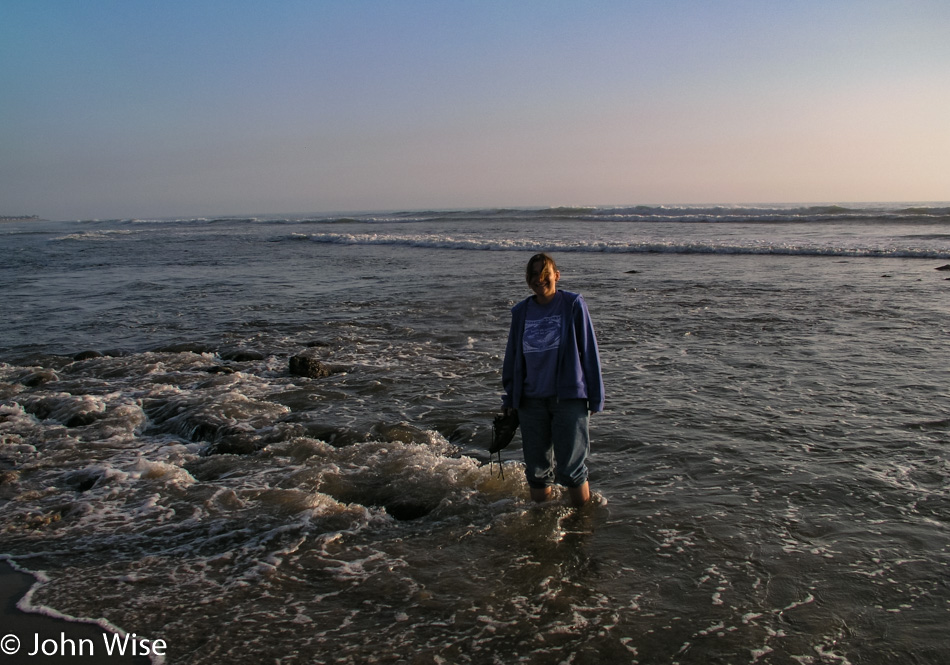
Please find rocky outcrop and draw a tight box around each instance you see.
[18,369,58,387]
[289,349,337,378]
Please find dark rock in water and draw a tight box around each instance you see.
[62,468,105,492]
[203,433,264,456]
[220,348,265,362]
[625,269,641,274]
[383,501,436,521]
[201,365,235,375]
[144,399,235,443]
[190,421,237,444]
[935,264,950,271]
[314,427,365,448]
[275,419,432,449]
[183,456,247,482]
[73,350,103,361]
[19,397,54,420]
[371,422,431,444]
[18,394,102,426]
[19,369,58,387]
[278,418,367,447]
[64,412,99,428]
[289,350,335,378]
[145,400,266,455]
[324,482,439,521]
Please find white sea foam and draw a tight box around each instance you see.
[2,557,166,665]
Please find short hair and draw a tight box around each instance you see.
[525,252,558,285]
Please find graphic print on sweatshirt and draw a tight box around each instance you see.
[523,315,562,354]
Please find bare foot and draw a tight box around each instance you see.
[530,486,552,503]
[568,482,590,508]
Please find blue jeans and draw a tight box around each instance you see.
[518,397,590,489]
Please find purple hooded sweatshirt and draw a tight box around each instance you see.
[502,290,605,413]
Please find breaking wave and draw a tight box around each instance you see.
[292,231,950,260]
[48,203,950,227]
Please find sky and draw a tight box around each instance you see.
[2,0,948,220]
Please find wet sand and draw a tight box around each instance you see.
[0,560,151,665]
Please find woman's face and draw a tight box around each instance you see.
[527,260,559,303]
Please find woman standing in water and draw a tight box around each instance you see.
[502,253,605,507]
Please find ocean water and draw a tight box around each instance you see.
[1,205,949,664]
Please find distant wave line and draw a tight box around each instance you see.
[292,206,950,226]
[294,232,950,259]
[102,203,950,227]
